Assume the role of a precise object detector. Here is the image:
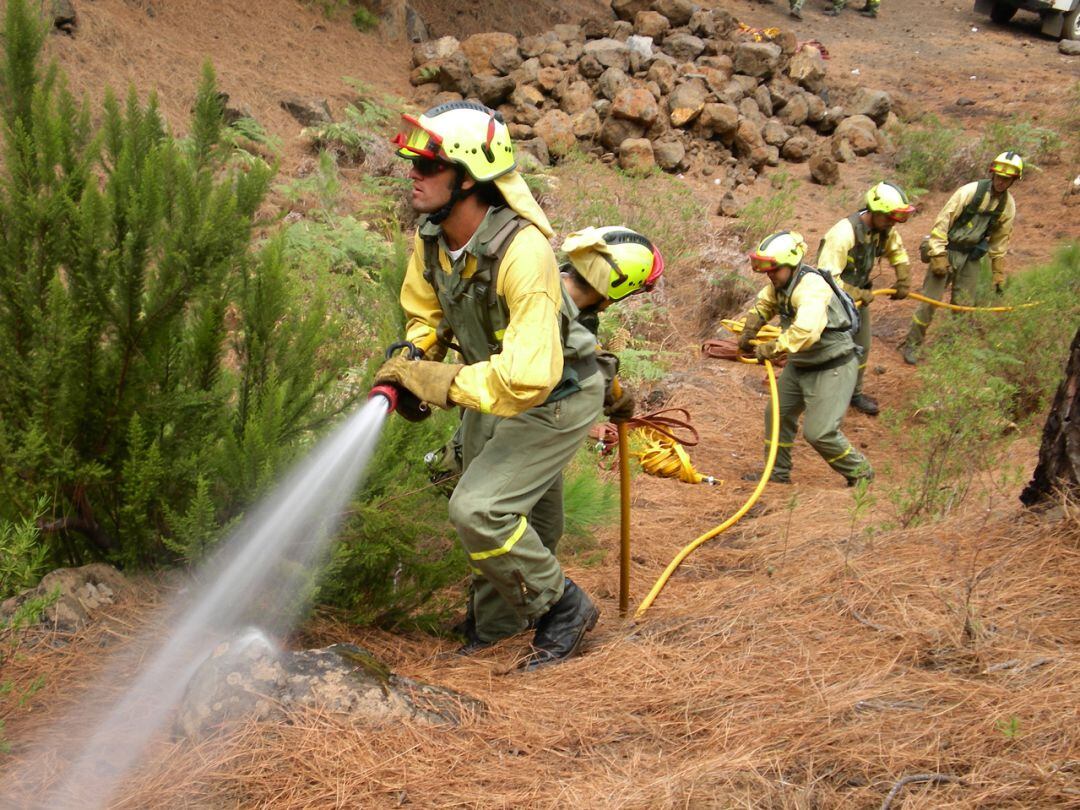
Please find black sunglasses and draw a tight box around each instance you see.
[413,158,452,177]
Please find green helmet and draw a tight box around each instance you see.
[392,101,516,182]
[865,181,915,222]
[748,231,807,272]
[990,151,1023,180]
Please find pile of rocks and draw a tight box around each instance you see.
[408,0,893,186]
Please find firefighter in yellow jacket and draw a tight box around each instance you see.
[373,102,603,669]
[817,181,915,415]
[738,231,873,486]
[901,152,1021,364]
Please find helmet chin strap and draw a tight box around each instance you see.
[429,165,475,225]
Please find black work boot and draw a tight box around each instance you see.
[849,393,880,416]
[846,468,875,488]
[451,602,494,656]
[520,579,599,671]
[900,343,918,366]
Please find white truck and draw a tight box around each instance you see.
[974,0,1080,40]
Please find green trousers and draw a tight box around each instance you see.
[765,354,871,482]
[831,0,879,8]
[852,305,871,397]
[453,371,603,643]
[904,251,982,350]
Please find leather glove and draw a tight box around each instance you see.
[855,287,875,307]
[737,311,766,353]
[991,257,1006,289]
[890,263,911,300]
[754,340,783,362]
[929,253,950,277]
[994,282,1005,296]
[373,356,463,409]
[603,384,635,423]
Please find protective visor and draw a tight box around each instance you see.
[748,252,781,272]
[391,115,442,160]
[885,204,915,223]
[990,160,1021,178]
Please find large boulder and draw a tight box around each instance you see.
[461,32,519,77]
[762,120,789,146]
[491,47,524,76]
[626,35,656,71]
[733,41,781,79]
[733,118,769,167]
[600,115,646,150]
[474,75,515,107]
[787,45,827,93]
[809,145,839,185]
[411,36,461,67]
[668,78,709,127]
[618,138,655,174]
[781,135,812,162]
[431,51,475,96]
[634,10,670,39]
[653,136,686,170]
[510,84,545,110]
[647,58,677,94]
[583,37,632,71]
[613,0,652,21]
[835,114,880,155]
[518,136,550,166]
[661,32,705,62]
[554,23,583,43]
[561,80,596,115]
[848,87,892,126]
[177,633,483,741]
[778,92,810,126]
[699,102,739,136]
[611,87,660,126]
[533,110,576,157]
[652,0,696,26]
[537,66,564,93]
[1,563,128,632]
[572,108,603,140]
[598,66,632,100]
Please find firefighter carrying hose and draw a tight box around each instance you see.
[900,151,1022,365]
[737,231,874,486]
[373,102,602,670]
[817,181,915,416]
[440,226,664,651]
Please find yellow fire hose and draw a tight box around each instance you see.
[611,378,632,617]
[869,288,1039,313]
[634,358,779,618]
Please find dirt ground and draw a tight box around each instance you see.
[6,0,1079,807]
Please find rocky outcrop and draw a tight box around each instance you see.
[177,632,483,741]
[404,3,885,190]
[1,563,128,631]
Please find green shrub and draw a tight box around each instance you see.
[0,502,49,600]
[896,115,1062,193]
[0,1,353,567]
[887,242,1080,525]
[351,6,378,31]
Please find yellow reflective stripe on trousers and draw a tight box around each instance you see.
[765,440,795,448]
[470,566,484,576]
[930,228,947,241]
[469,515,528,561]
[913,314,928,326]
[858,362,868,370]
[827,445,853,464]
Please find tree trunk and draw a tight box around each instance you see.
[1020,326,1080,506]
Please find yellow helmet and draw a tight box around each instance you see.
[990,151,1023,180]
[865,181,915,222]
[563,226,665,301]
[392,101,516,182]
[748,231,807,272]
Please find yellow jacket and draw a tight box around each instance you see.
[928,181,1016,260]
[752,271,834,355]
[400,224,564,417]
[817,216,908,297]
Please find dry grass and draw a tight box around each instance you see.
[4,485,1077,808]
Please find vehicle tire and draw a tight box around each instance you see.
[1063,6,1080,39]
[990,1,1017,22]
